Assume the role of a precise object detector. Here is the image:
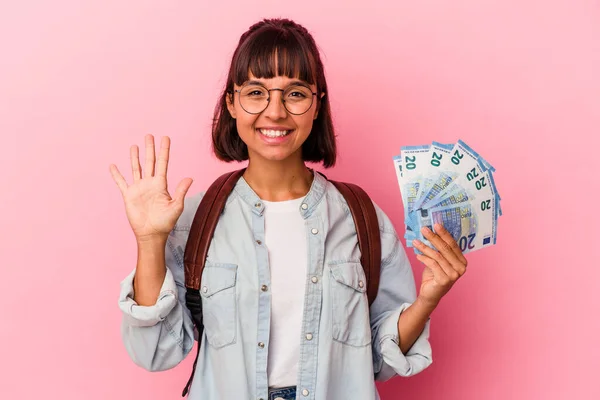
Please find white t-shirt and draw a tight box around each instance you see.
[262,197,307,388]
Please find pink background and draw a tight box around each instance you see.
[1,1,598,399]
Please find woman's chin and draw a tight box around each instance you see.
[249,147,303,164]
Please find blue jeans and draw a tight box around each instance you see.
[268,386,296,400]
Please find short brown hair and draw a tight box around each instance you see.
[211,18,337,168]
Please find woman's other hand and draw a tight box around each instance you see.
[412,224,468,308]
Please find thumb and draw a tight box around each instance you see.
[172,177,194,206]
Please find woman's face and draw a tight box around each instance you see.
[226,73,321,165]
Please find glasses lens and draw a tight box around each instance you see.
[283,85,314,115]
[239,84,269,114]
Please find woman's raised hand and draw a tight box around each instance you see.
[109,134,193,243]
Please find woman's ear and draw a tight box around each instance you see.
[226,92,237,119]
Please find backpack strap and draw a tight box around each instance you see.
[181,168,245,397]
[328,180,381,306]
[184,168,246,290]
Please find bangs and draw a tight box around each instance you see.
[233,27,317,86]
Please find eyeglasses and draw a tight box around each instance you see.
[233,82,318,115]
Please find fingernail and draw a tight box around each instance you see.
[421,227,430,234]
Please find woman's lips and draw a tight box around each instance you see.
[257,128,294,144]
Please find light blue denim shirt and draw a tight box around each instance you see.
[118,170,433,400]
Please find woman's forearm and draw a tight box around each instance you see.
[397,296,437,354]
[133,237,168,306]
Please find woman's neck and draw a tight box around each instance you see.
[243,157,313,201]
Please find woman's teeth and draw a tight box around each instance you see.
[259,129,291,138]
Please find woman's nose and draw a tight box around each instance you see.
[263,90,288,119]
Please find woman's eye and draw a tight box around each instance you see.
[289,91,306,98]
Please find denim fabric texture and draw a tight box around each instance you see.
[119,171,433,400]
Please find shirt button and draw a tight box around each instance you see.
[255,202,261,208]
[202,286,208,293]
[258,342,265,348]
[311,276,318,283]
[306,333,313,340]
[256,239,262,245]
[261,284,268,292]
[358,280,364,288]
[301,203,308,210]
[311,228,318,234]
[302,389,309,396]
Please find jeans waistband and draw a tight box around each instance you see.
[268,386,296,400]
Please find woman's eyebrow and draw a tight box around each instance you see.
[287,80,311,87]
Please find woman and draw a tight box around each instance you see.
[110,18,468,400]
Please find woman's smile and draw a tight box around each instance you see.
[256,127,295,144]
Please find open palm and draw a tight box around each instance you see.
[109,134,193,242]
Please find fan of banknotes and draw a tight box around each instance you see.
[393,140,501,255]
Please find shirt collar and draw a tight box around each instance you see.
[233,168,328,219]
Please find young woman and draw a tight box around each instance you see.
[110,18,468,400]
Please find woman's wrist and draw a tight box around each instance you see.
[413,295,439,318]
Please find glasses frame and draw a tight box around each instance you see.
[233,82,318,116]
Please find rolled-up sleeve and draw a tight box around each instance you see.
[370,204,433,381]
[372,305,432,380]
[118,266,180,327]
[118,224,197,372]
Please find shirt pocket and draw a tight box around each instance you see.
[200,263,238,349]
[329,262,372,347]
